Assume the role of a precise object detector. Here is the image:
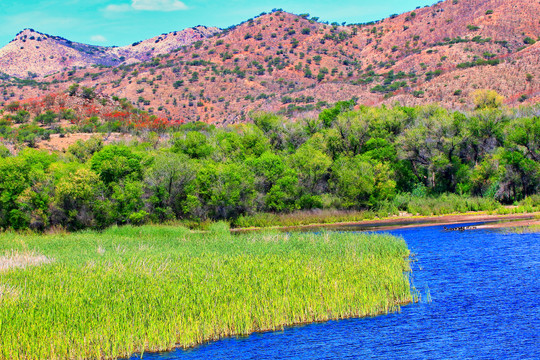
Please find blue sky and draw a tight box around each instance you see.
[0,0,434,47]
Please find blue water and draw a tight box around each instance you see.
[141,223,540,359]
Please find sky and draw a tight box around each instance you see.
[0,0,434,47]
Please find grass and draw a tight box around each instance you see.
[232,194,503,229]
[504,221,540,234]
[0,224,412,360]
[0,250,54,272]
[397,194,501,216]
[495,195,540,215]
[233,194,540,230]
[233,209,377,229]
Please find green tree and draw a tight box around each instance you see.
[290,143,331,193]
[67,136,104,162]
[172,131,213,159]
[506,116,540,163]
[144,153,198,220]
[196,162,256,219]
[398,108,466,192]
[330,156,374,208]
[35,110,58,125]
[81,87,96,100]
[249,151,286,192]
[54,168,106,229]
[67,83,79,96]
[462,110,507,164]
[111,180,145,223]
[0,149,56,229]
[318,99,356,128]
[325,111,370,159]
[90,145,144,185]
[470,154,501,197]
[265,171,299,211]
[252,113,287,150]
[213,131,243,161]
[497,116,540,201]
[239,126,270,157]
[0,157,31,228]
[13,110,30,124]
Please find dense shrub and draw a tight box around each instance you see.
[0,103,538,230]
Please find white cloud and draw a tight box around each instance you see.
[104,4,132,13]
[90,35,107,43]
[104,0,188,14]
[132,0,188,11]
[131,0,187,11]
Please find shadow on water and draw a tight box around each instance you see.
[137,221,540,360]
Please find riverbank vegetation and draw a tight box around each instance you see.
[507,224,540,233]
[0,101,539,231]
[233,193,512,228]
[0,224,412,359]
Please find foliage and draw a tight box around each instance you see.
[90,145,144,185]
[472,89,504,109]
[0,103,539,231]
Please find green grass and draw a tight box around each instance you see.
[233,209,377,228]
[232,194,503,229]
[503,222,540,234]
[495,195,540,215]
[394,193,501,216]
[0,224,412,360]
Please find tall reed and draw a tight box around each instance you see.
[0,225,411,359]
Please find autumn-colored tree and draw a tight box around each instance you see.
[472,89,504,109]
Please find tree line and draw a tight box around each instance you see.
[0,101,538,230]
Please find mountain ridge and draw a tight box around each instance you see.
[1,0,538,123]
[0,26,220,78]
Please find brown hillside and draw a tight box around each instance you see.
[1,0,538,123]
[0,27,219,78]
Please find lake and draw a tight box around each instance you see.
[137,223,540,359]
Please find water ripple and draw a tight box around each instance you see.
[140,223,540,359]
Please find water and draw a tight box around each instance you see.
[140,223,540,359]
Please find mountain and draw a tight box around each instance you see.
[0,26,219,78]
[0,0,538,123]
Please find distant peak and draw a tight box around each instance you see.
[12,28,50,43]
[19,28,43,36]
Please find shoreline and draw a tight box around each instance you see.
[232,212,540,233]
[0,228,412,360]
[131,298,414,357]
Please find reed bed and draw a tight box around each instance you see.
[232,194,507,229]
[504,223,540,234]
[401,194,500,216]
[233,209,376,228]
[0,225,412,360]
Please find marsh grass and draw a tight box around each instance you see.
[504,224,540,234]
[0,225,411,359]
[495,195,540,215]
[233,209,376,228]
[233,194,503,229]
[401,194,500,216]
